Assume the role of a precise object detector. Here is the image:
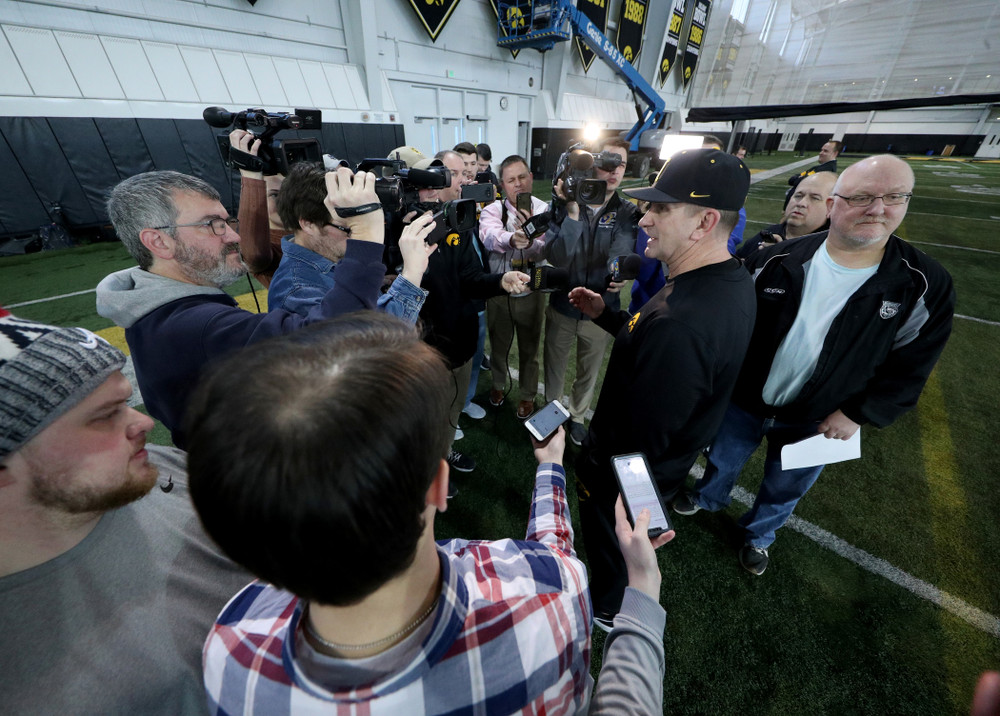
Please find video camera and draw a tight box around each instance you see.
[356,156,453,216]
[553,143,623,205]
[205,106,323,176]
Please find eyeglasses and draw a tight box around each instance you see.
[324,221,352,236]
[153,217,239,235]
[832,193,912,207]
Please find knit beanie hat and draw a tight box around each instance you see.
[0,309,125,460]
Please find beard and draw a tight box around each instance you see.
[27,456,159,515]
[175,239,247,287]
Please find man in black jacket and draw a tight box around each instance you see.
[673,155,955,576]
[783,140,840,209]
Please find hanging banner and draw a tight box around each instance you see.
[574,0,609,73]
[659,0,690,87]
[615,0,648,67]
[488,0,520,58]
[682,0,712,88]
[408,0,462,43]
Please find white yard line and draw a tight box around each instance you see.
[7,287,96,308]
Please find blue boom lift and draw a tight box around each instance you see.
[496,0,669,177]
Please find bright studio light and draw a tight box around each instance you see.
[583,123,601,142]
[659,134,704,160]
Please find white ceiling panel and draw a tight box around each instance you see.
[0,30,33,96]
[245,54,289,108]
[180,46,231,105]
[299,61,335,109]
[100,36,163,101]
[55,31,124,99]
[214,50,261,106]
[323,64,359,109]
[144,41,199,102]
[273,58,313,108]
[3,25,80,97]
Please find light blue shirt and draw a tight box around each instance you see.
[268,236,426,323]
[763,241,878,406]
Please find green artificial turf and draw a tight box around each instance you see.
[1,154,998,714]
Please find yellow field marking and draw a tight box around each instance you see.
[918,369,992,709]
[94,290,267,356]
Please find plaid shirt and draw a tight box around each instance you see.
[203,463,593,715]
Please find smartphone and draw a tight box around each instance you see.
[610,453,672,538]
[524,399,570,442]
[461,182,496,204]
[516,191,532,214]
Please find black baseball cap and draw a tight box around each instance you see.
[624,148,750,211]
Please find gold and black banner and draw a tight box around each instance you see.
[408,0,462,43]
[659,0,690,86]
[615,0,648,67]
[574,0,609,73]
[488,0,520,58]
[681,0,711,88]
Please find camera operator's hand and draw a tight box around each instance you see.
[230,130,262,179]
[399,212,437,286]
[531,425,566,467]
[324,168,384,245]
[614,496,674,601]
[501,271,531,295]
[554,179,580,221]
[568,286,606,320]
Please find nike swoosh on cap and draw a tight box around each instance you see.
[689,192,710,198]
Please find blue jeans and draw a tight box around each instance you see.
[692,402,825,549]
[464,310,487,408]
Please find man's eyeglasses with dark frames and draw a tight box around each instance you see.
[324,221,352,236]
[832,193,912,207]
[152,217,240,235]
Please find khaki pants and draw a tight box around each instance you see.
[486,292,546,401]
[543,304,611,423]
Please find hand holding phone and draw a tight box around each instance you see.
[516,192,533,214]
[613,495,674,600]
[525,399,570,442]
[610,453,672,537]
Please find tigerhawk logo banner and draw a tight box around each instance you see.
[407,0,462,42]
[488,0,520,58]
[615,0,648,66]
[681,0,712,89]
[574,0,609,72]
[659,0,690,87]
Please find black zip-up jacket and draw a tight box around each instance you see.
[733,232,955,428]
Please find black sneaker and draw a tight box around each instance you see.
[447,449,475,473]
[447,481,459,499]
[739,544,769,575]
[671,491,702,516]
[568,421,587,446]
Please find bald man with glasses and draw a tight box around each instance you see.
[672,155,955,575]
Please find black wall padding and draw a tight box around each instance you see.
[0,131,50,236]
[48,118,122,224]
[0,117,406,239]
[0,117,100,229]
[95,118,156,181]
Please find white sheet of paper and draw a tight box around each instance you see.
[780,430,861,470]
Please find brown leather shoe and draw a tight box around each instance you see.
[516,400,535,420]
[489,389,505,407]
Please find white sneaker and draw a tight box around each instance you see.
[462,402,486,420]
[454,427,464,441]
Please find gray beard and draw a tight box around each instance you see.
[175,241,247,288]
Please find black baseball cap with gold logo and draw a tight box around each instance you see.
[624,148,750,211]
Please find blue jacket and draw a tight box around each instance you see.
[268,235,425,322]
[96,240,386,448]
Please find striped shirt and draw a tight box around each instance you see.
[203,463,593,715]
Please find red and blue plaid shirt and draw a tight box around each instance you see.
[203,463,593,715]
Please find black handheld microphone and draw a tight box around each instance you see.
[529,266,570,292]
[607,253,642,282]
[522,211,551,242]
